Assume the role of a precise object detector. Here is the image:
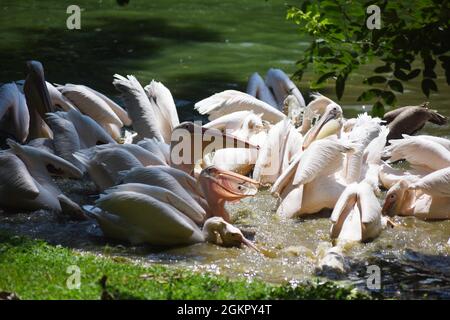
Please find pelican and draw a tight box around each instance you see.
[246,72,278,107]
[143,79,180,142]
[265,68,305,108]
[383,179,450,220]
[0,139,82,212]
[46,82,77,112]
[85,166,259,248]
[275,138,356,218]
[59,84,124,140]
[41,110,117,170]
[194,90,286,124]
[330,181,382,243]
[383,135,450,171]
[253,119,293,184]
[23,60,54,140]
[302,102,343,149]
[0,82,29,142]
[408,166,450,198]
[383,103,447,141]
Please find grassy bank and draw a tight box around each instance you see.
[0,233,369,300]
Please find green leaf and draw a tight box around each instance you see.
[316,72,336,84]
[387,80,403,93]
[374,64,392,73]
[364,76,386,85]
[421,78,438,97]
[381,90,397,106]
[406,69,421,80]
[358,88,382,101]
[335,75,346,100]
[394,60,411,71]
[371,101,385,118]
[393,69,409,81]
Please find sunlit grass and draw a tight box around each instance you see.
[0,233,368,299]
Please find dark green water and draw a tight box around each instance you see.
[0,0,449,299]
[1,0,449,129]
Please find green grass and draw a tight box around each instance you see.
[0,233,369,300]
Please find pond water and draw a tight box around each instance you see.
[0,0,449,299]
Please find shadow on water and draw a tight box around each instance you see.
[0,15,222,95]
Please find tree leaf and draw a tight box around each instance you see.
[393,69,409,81]
[406,69,421,80]
[316,72,336,84]
[394,60,411,71]
[374,64,392,73]
[364,76,386,85]
[421,78,438,97]
[336,74,346,100]
[381,90,396,106]
[387,80,403,93]
[371,101,385,118]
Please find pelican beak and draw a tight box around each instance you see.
[302,104,342,149]
[240,236,261,253]
[381,197,395,217]
[200,166,259,201]
[219,220,260,253]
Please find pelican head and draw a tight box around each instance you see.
[302,103,343,149]
[283,94,303,127]
[203,216,259,251]
[199,165,259,221]
[382,180,409,217]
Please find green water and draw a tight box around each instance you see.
[1,0,449,130]
[1,0,450,298]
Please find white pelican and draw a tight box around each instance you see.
[86,166,259,248]
[0,139,82,212]
[0,82,29,142]
[383,179,450,220]
[383,135,450,171]
[330,182,382,243]
[46,82,77,112]
[143,79,180,142]
[59,84,124,140]
[408,166,450,198]
[275,138,355,218]
[194,90,286,124]
[246,72,278,107]
[23,61,53,140]
[265,68,305,108]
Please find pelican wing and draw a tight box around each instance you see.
[357,182,381,224]
[144,80,180,143]
[195,90,286,124]
[46,82,77,112]
[46,113,83,171]
[0,152,40,198]
[330,183,358,239]
[113,74,164,142]
[409,167,450,197]
[0,83,30,142]
[104,183,205,224]
[95,191,203,246]
[59,110,116,147]
[120,167,205,213]
[293,139,353,185]
[61,84,123,127]
[384,137,450,170]
[79,84,132,126]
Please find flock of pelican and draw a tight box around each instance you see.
[1,61,449,267]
